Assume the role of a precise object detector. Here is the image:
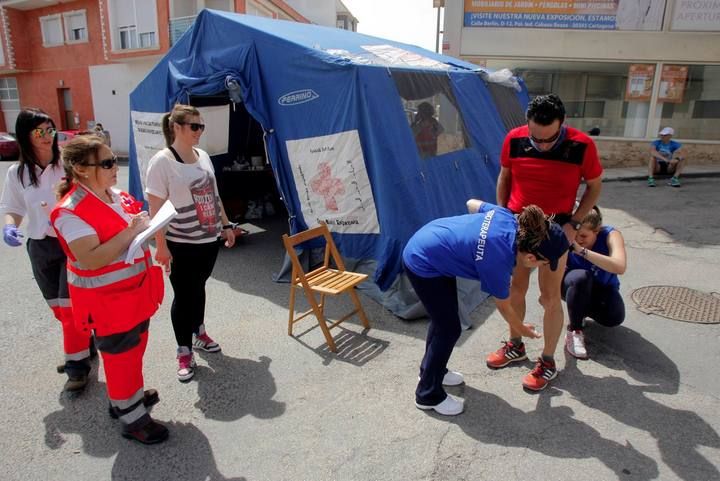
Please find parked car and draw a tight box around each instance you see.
[57,129,80,149]
[0,132,19,160]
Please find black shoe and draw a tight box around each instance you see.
[109,389,160,419]
[121,419,169,445]
[64,373,88,392]
[62,359,91,392]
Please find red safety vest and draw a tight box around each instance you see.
[50,184,164,336]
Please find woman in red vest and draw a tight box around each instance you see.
[51,135,168,444]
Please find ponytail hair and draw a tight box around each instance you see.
[162,104,200,147]
[516,204,549,253]
[55,134,106,198]
[580,205,603,231]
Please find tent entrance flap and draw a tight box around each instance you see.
[189,94,285,223]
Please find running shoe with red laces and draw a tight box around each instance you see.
[522,358,557,391]
[486,341,527,369]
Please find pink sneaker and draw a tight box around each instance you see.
[193,332,221,353]
[177,353,196,382]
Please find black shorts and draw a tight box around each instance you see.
[656,161,676,175]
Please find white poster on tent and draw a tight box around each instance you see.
[131,110,165,191]
[286,130,379,234]
[131,106,229,190]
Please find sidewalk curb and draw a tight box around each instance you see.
[603,171,720,183]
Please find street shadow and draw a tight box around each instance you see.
[561,325,720,481]
[289,325,389,366]
[448,386,659,480]
[193,354,285,422]
[43,383,245,481]
[583,323,679,394]
[599,179,720,247]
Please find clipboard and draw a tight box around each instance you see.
[125,200,177,264]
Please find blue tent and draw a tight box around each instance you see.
[129,9,528,292]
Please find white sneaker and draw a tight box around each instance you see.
[416,394,464,416]
[442,370,464,386]
[565,329,588,359]
[417,370,465,386]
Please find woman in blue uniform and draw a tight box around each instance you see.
[403,200,569,415]
[563,206,627,360]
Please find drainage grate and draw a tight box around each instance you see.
[631,286,720,324]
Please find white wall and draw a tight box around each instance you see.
[283,0,336,27]
[89,59,160,155]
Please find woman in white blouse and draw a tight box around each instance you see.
[0,108,92,391]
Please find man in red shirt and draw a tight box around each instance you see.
[488,94,603,391]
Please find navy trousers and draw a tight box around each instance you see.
[562,269,625,330]
[406,264,461,406]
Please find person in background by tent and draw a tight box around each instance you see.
[0,108,92,392]
[145,104,235,382]
[403,200,568,415]
[411,102,444,158]
[93,122,112,147]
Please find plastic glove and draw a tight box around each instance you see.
[3,224,23,247]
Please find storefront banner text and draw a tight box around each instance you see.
[464,0,665,31]
[285,130,380,234]
[672,1,720,31]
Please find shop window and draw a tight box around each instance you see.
[490,59,652,138]
[63,10,88,43]
[392,71,470,159]
[660,65,720,140]
[40,14,64,46]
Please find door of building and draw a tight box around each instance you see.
[57,88,74,129]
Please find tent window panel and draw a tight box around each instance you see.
[392,71,470,159]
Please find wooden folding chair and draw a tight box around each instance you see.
[281,222,371,352]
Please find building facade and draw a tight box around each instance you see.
[442,0,720,165]
[0,0,356,153]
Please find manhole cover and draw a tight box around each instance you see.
[631,286,720,324]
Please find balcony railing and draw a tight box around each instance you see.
[169,15,197,46]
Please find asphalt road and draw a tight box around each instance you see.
[0,162,718,481]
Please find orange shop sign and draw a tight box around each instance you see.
[658,65,688,104]
[625,64,655,102]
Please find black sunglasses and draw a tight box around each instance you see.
[529,125,562,144]
[87,155,118,170]
[177,122,205,132]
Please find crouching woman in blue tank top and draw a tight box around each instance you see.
[562,206,627,360]
[402,201,569,416]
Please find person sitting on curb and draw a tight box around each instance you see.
[563,206,627,359]
[648,127,685,187]
[402,200,568,416]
